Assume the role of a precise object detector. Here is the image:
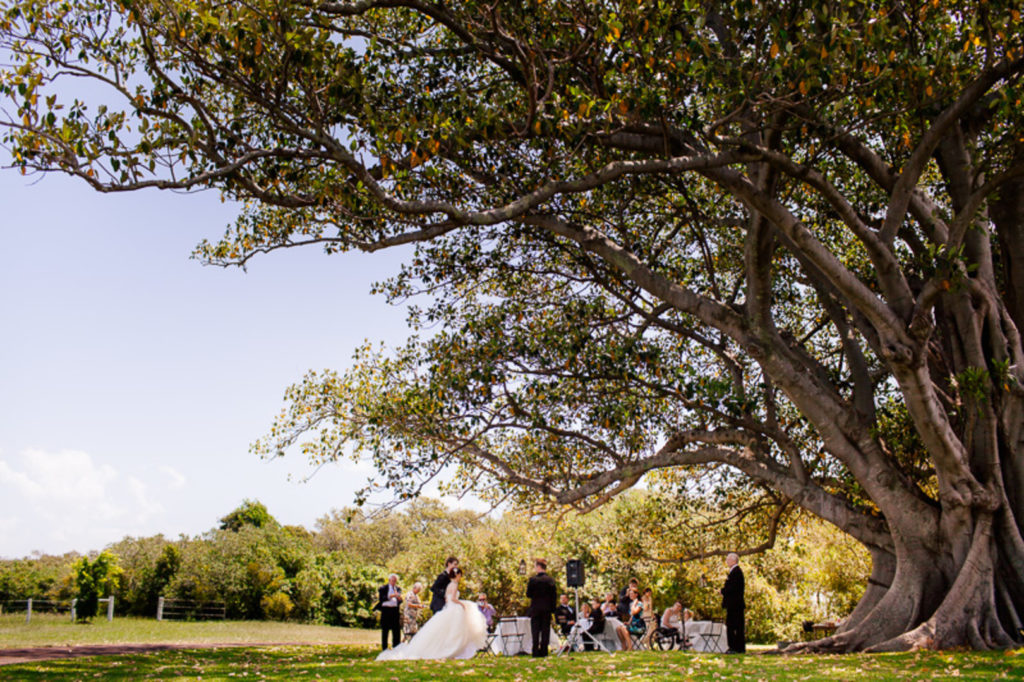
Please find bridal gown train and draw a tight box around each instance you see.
[376,591,486,661]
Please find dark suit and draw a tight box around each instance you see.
[720,565,746,652]
[584,608,606,651]
[375,583,402,650]
[617,587,632,621]
[554,603,576,635]
[526,571,557,657]
[429,570,451,613]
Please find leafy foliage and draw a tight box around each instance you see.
[3,0,1024,648]
[72,551,122,622]
[220,499,277,532]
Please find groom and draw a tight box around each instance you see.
[429,555,459,614]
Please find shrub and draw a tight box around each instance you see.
[261,591,294,620]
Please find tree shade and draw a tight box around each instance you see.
[2,0,1024,651]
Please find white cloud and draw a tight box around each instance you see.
[127,475,164,521]
[0,449,173,558]
[158,464,186,490]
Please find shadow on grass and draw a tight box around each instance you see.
[2,644,1023,680]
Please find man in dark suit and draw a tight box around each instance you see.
[374,573,403,650]
[554,593,576,636]
[525,558,557,657]
[429,555,458,614]
[720,552,746,653]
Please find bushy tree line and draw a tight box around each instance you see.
[0,495,864,640]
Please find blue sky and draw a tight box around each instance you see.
[0,168,439,558]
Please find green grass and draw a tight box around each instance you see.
[0,614,376,648]
[3,644,1024,680]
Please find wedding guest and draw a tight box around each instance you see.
[640,587,656,647]
[476,593,496,630]
[582,600,605,651]
[617,577,639,620]
[403,582,424,639]
[720,552,746,653]
[374,573,403,650]
[627,587,643,630]
[661,601,683,632]
[554,593,576,635]
[601,592,618,617]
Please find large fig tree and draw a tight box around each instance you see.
[2,0,1023,651]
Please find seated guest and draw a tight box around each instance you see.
[581,600,605,651]
[662,601,683,632]
[602,592,619,617]
[476,593,496,630]
[554,593,576,635]
[627,587,645,633]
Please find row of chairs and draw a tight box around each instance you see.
[475,614,727,655]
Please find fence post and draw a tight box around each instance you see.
[157,596,164,621]
[70,598,77,622]
[106,595,114,622]
[26,598,32,624]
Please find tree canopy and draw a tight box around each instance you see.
[2,0,1024,651]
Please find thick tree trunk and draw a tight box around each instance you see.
[790,503,1024,652]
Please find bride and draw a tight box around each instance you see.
[376,567,486,660]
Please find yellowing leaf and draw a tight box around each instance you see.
[770,42,779,58]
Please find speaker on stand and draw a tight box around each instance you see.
[566,559,585,588]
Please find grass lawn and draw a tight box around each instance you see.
[2,643,1023,680]
[0,614,377,648]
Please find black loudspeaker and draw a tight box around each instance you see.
[566,559,585,587]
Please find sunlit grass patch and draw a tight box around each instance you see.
[3,644,1023,680]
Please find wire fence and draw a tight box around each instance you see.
[0,596,116,622]
[156,597,227,621]
[0,598,75,622]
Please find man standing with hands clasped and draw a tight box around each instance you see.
[525,558,557,657]
[720,552,746,653]
[375,573,403,651]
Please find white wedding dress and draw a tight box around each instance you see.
[376,580,486,661]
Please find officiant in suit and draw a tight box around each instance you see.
[375,573,403,651]
[525,558,557,657]
[429,555,459,614]
[720,552,746,653]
